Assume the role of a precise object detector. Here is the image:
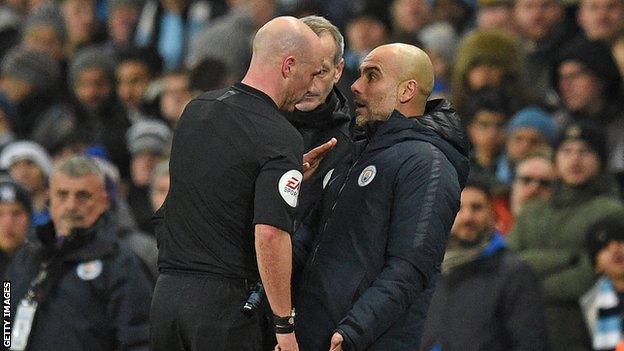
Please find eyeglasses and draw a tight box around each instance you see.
[516,176,554,188]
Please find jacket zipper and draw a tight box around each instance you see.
[306,142,369,268]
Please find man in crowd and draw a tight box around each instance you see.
[510,123,624,350]
[422,179,547,350]
[4,156,153,350]
[581,216,624,351]
[510,152,556,218]
[294,43,469,350]
[150,17,324,351]
[0,177,31,276]
[0,140,53,226]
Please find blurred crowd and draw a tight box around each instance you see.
[0,0,623,349]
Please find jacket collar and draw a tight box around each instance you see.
[36,212,117,262]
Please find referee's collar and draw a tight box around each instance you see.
[233,83,279,110]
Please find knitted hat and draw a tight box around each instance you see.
[126,120,172,156]
[0,141,53,177]
[419,22,459,64]
[507,107,557,144]
[1,47,61,93]
[0,175,32,215]
[586,216,624,267]
[555,123,608,166]
[69,46,117,89]
[22,3,67,42]
[552,38,622,101]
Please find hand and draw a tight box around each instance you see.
[274,332,299,351]
[329,332,343,351]
[303,138,337,181]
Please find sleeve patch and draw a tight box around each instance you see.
[278,170,303,207]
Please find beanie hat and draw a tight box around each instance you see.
[0,175,32,215]
[0,141,53,177]
[419,22,459,64]
[555,123,609,166]
[552,38,622,101]
[22,3,67,43]
[1,47,61,93]
[126,120,172,156]
[507,107,557,144]
[586,216,624,267]
[69,46,117,89]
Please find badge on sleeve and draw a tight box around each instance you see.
[358,165,377,187]
[76,259,103,281]
[322,169,334,189]
[278,170,303,207]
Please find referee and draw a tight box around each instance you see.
[150,17,323,351]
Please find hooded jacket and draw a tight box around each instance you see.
[3,213,153,351]
[294,99,470,350]
[285,87,352,224]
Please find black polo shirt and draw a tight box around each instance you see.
[156,83,304,280]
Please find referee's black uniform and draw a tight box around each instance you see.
[150,83,304,350]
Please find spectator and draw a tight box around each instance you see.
[115,47,163,123]
[512,0,576,102]
[389,0,431,44]
[125,119,171,233]
[0,140,53,226]
[578,0,624,43]
[31,46,132,178]
[339,8,390,105]
[61,0,106,56]
[0,177,31,276]
[451,29,525,116]
[419,22,458,98]
[0,47,63,139]
[510,152,556,217]
[581,216,624,351]
[465,87,511,185]
[421,180,547,351]
[552,39,624,186]
[158,69,194,128]
[186,0,276,78]
[4,156,153,351]
[21,4,67,62]
[106,0,143,51]
[497,107,557,184]
[476,0,514,33]
[509,123,624,351]
[136,0,224,71]
[431,0,474,34]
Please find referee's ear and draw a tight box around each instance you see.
[282,56,296,78]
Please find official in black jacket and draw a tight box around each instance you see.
[284,15,352,226]
[294,44,470,350]
[4,156,153,351]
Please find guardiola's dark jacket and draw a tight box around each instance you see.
[294,99,470,350]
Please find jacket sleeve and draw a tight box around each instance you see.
[337,145,461,350]
[502,257,548,351]
[107,249,154,351]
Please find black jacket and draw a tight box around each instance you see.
[294,99,470,350]
[421,241,547,351]
[4,213,153,351]
[285,87,352,224]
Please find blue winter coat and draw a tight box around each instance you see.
[294,99,470,350]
